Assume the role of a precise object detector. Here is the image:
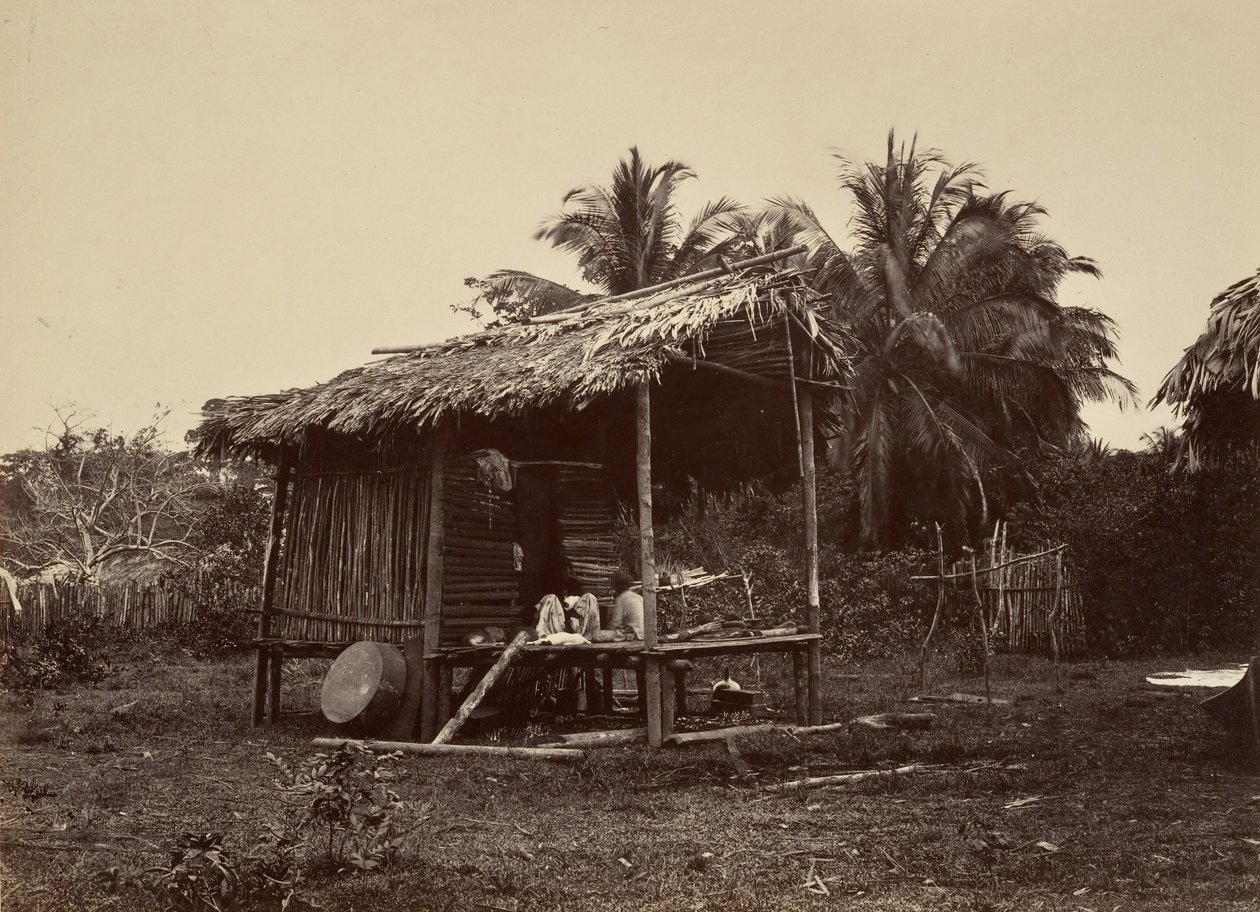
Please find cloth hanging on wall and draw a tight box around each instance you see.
[476,449,513,492]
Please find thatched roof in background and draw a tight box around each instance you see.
[1154,269,1260,468]
[196,270,849,458]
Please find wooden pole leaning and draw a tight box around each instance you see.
[797,389,823,726]
[252,455,291,727]
[433,630,531,744]
[636,382,663,747]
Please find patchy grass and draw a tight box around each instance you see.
[0,647,1256,910]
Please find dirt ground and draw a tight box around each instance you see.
[0,647,1257,911]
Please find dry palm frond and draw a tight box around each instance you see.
[1154,269,1260,468]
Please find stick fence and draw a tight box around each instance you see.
[0,577,256,635]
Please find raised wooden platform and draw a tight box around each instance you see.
[253,633,822,738]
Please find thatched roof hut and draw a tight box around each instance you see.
[195,253,848,743]
[1154,269,1260,468]
[198,268,847,461]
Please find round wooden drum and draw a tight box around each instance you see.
[320,641,408,729]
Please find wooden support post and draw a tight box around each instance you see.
[797,389,822,726]
[252,650,270,729]
[252,456,291,727]
[267,648,282,723]
[793,650,809,725]
[645,659,663,746]
[583,667,598,713]
[635,382,662,746]
[419,427,450,741]
[661,663,676,738]
[419,659,441,742]
[602,667,614,713]
[437,662,453,729]
[671,664,689,717]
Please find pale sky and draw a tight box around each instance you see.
[3,1,1257,453]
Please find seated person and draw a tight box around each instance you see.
[607,569,644,640]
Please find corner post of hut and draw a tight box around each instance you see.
[252,451,292,727]
[636,380,664,746]
[419,423,451,742]
[797,389,822,725]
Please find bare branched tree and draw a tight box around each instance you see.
[0,408,212,581]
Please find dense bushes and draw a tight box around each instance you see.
[625,473,938,661]
[1009,450,1260,654]
[2,615,117,690]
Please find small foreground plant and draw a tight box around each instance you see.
[267,741,405,872]
[149,832,238,912]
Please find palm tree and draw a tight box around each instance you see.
[773,133,1135,547]
[1140,426,1181,464]
[1153,270,1260,469]
[467,148,744,322]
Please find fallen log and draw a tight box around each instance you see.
[557,727,646,746]
[664,723,779,746]
[664,718,886,746]
[763,763,925,793]
[311,737,583,761]
[852,712,936,731]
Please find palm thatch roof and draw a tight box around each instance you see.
[195,269,849,459]
[1154,269,1260,468]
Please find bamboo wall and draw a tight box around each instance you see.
[555,464,618,616]
[438,451,520,646]
[272,452,431,643]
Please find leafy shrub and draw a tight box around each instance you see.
[150,832,239,912]
[267,742,405,872]
[148,826,305,912]
[161,573,257,656]
[2,614,112,690]
[239,824,304,909]
[615,474,936,660]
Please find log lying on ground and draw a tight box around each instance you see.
[664,720,855,747]
[852,712,936,732]
[665,723,779,746]
[911,693,1010,706]
[557,727,646,746]
[763,763,925,793]
[311,737,583,761]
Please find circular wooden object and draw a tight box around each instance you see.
[320,642,408,727]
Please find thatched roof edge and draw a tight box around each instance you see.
[194,270,849,459]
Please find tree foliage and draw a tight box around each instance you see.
[1011,448,1260,652]
[0,409,271,592]
[1153,269,1260,469]
[0,410,210,580]
[772,132,1135,547]
[462,147,744,323]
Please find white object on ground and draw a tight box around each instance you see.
[1145,665,1248,689]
